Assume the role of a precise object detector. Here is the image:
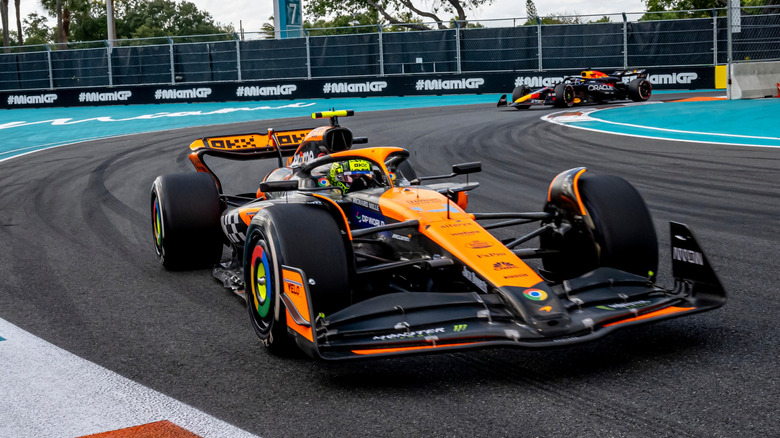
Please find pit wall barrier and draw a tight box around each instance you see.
[730,61,780,99]
[0,66,715,109]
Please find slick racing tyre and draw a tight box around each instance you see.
[151,173,223,270]
[628,78,652,102]
[511,85,532,109]
[244,204,351,355]
[541,174,658,280]
[553,83,575,108]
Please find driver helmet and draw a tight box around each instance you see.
[328,159,372,193]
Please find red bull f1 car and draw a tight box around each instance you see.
[151,110,725,361]
[498,69,652,109]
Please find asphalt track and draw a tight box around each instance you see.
[1,99,779,437]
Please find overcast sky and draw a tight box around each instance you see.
[21,1,648,36]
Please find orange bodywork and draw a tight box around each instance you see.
[378,187,543,289]
[282,268,314,342]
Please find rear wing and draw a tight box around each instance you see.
[610,69,648,78]
[188,128,312,192]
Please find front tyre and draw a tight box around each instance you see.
[553,83,575,108]
[244,204,351,355]
[541,173,658,280]
[151,173,223,270]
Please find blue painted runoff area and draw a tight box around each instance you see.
[1,92,778,163]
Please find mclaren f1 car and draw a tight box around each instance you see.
[498,69,652,109]
[151,110,725,361]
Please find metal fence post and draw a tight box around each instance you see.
[455,20,462,74]
[622,13,628,69]
[537,18,542,71]
[234,33,243,81]
[712,8,718,65]
[45,44,54,89]
[377,24,384,76]
[105,40,113,87]
[305,30,312,79]
[168,37,175,85]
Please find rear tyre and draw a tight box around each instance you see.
[151,173,223,270]
[553,83,575,108]
[244,204,351,355]
[628,78,652,102]
[541,174,658,280]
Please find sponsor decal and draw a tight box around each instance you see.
[415,78,485,91]
[284,278,303,296]
[462,267,488,293]
[587,84,614,91]
[78,91,132,103]
[323,81,387,94]
[236,84,297,97]
[391,234,411,242]
[539,305,552,313]
[450,230,481,237]
[515,76,565,88]
[276,133,307,146]
[373,327,445,341]
[317,177,329,187]
[352,197,380,211]
[672,247,704,265]
[522,288,548,301]
[503,273,529,280]
[648,72,698,85]
[492,261,517,269]
[354,210,385,227]
[478,252,510,259]
[596,300,652,311]
[207,136,258,150]
[154,88,212,100]
[408,198,442,205]
[465,240,492,249]
[6,93,58,105]
[453,324,468,332]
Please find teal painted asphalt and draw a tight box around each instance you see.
[566,98,780,147]
[1,93,778,163]
[0,95,495,162]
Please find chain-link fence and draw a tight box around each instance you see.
[1,6,778,91]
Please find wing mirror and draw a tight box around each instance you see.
[259,180,298,192]
[452,162,481,175]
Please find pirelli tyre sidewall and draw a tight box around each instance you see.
[244,204,351,354]
[541,173,658,280]
[151,172,223,270]
[578,174,658,278]
[628,78,652,102]
[553,83,575,108]
[511,85,531,103]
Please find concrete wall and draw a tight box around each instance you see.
[731,61,780,99]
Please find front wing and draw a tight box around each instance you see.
[284,222,726,360]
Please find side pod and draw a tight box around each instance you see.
[669,222,727,308]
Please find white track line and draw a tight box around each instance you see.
[0,317,259,438]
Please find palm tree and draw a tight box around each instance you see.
[14,0,21,46]
[1,0,9,51]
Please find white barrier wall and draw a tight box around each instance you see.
[731,61,780,99]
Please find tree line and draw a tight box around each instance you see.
[1,0,232,49]
[3,0,779,48]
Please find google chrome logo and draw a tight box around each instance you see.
[522,288,548,301]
